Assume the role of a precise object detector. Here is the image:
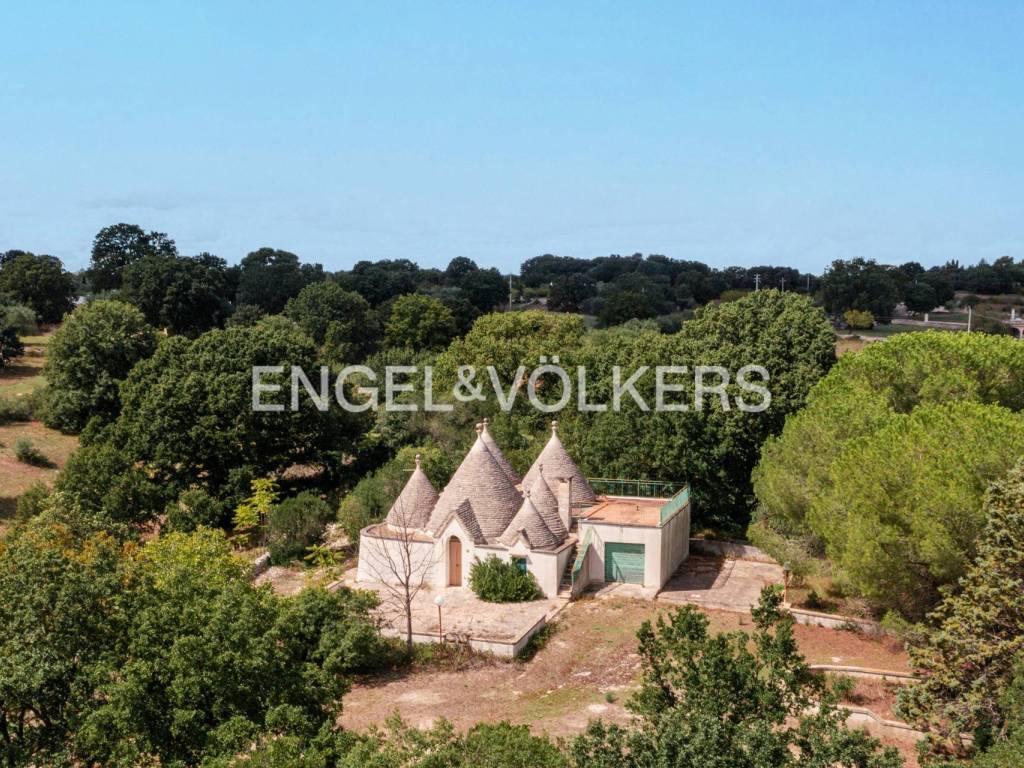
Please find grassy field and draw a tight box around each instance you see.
[0,330,78,526]
[0,334,48,399]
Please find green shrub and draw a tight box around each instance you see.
[843,309,875,329]
[0,396,33,424]
[1,303,38,335]
[267,492,333,564]
[16,481,51,519]
[469,555,542,603]
[165,488,224,533]
[13,437,49,467]
[746,516,816,583]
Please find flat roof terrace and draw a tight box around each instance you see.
[578,496,669,527]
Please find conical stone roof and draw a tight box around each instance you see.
[528,472,567,542]
[428,426,523,540]
[452,499,486,545]
[522,420,596,505]
[498,495,559,550]
[385,454,438,530]
[480,418,521,485]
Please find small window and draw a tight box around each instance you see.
[513,557,528,573]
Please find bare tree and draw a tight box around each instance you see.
[360,494,437,654]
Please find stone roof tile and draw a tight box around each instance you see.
[522,420,596,505]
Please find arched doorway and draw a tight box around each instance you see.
[447,537,462,586]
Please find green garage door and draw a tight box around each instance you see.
[604,543,645,584]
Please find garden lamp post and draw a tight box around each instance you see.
[434,593,446,644]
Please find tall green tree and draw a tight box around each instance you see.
[0,319,23,370]
[755,332,1024,539]
[898,461,1024,760]
[820,258,899,318]
[74,530,383,767]
[121,252,233,336]
[548,273,598,313]
[811,401,1024,617]
[0,504,124,767]
[560,290,835,527]
[236,248,323,314]
[40,300,157,432]
[111,316,366,503]
[88,223,178,292]
[384,294,457,351]
[0,513,386,768]
[283,281,379,361]
[0,253,76,323]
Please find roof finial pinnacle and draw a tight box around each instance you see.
[475,422,483,436]
[483,417,490,428]
[414,453,422,468]
[551,419,558,435]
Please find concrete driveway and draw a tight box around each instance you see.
[657,555,784,612]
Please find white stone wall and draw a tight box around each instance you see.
[507,540,562,597]
[356,530,437,586]
[659,505,690,585]
[580,506,690,590]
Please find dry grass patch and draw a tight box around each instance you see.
[341,595,910,742]
[0,421,78,521]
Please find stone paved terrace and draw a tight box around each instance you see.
[657,555,785,612]
[338,571,566,652]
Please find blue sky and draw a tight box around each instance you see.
[2,1,1022,273]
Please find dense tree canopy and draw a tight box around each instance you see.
[0,517,386,767]
[754,331,1024,615]
[343,259,420,305]
[548,273,598,313]
[820,257,899,318]
[121,252,234,336]
[898,461,1024,761]
[88,223,178,292]
[812,401,1024,615]
[283,280,379,361]
[236,248,323,314]
[0,316,23,369]
[40,300,158,432]
[109,316,366,504]
[0,252,76,323]
[559,290,835,527]
[384,293,458,351]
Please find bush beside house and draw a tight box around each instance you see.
[469,555,542,602]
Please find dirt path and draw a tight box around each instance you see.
[341,596,910,740]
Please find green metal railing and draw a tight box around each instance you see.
[570,528,593,588]
[659,485,691,525]
[587,478,684,499]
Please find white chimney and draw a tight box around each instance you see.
[557,477,572,532]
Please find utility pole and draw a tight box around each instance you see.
[508,275,513,311]
[968,305,972,333]
[780,277,786,292]
[806,274,811,293]
[753,274,761,292]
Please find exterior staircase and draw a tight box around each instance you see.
[557,542,578,598]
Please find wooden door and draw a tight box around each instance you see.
[448,538,462,586]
